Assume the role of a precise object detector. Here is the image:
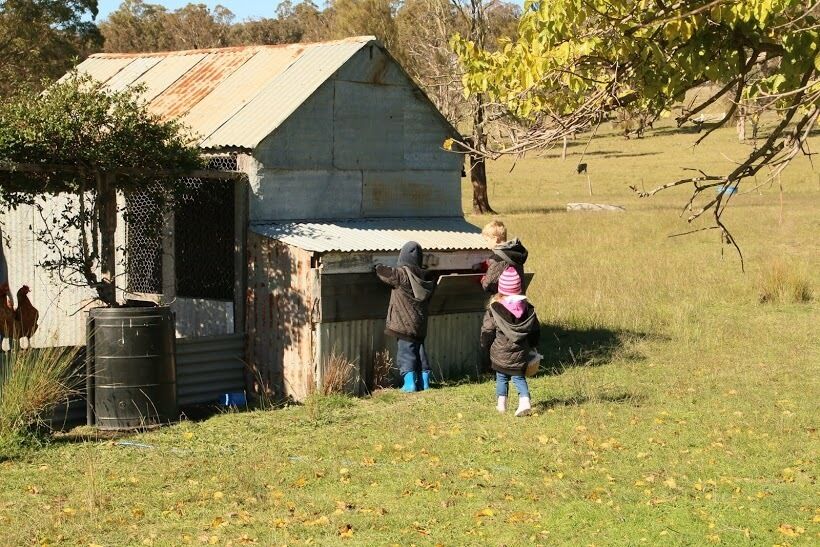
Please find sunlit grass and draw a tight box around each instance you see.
[0,122,817,545]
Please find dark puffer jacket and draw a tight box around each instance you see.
[482,239,528,294]
[480,300,540,375]
[376,257,435,342]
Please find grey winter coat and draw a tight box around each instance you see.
[376,265,435,342]
[480,301,540,375]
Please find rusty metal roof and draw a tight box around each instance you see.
[74,37,376,151]
[250,218,488,253]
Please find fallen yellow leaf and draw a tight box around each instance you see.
[475,508,494,517]
[777,523,804,537]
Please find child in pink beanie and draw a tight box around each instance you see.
[480,266,540,416]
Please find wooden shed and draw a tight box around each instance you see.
[1,36,493,404]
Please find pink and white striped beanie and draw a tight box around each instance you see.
[498,266,522,296]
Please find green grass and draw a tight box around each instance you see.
[0,122,818,546]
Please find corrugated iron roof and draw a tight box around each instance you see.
[74,37,376,151]
[250,218,488,253]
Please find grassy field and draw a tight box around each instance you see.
[1,122,818,546]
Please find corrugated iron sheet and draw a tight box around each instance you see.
[201,40,367,149]
[250,217,487,253]
[73,37,375,150]
[318,312,482,394]
[176,334,246,406]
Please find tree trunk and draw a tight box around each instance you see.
[97,172,118,306]
[470,153,494,214]
[469,89,495,215]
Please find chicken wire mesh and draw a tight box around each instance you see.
[125,155,238,299]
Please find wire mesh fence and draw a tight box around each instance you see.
[125,155,238,300]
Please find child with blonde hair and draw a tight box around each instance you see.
[478,220,528,295]
[480,266,540,416]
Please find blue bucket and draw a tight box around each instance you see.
[222,391,247,407]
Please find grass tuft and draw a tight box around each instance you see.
[0,345,82,458]
[757,258,813,304]
[372,349,395,390]
[319,352,356,396]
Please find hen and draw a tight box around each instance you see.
[14,285,39,340]
[0,282,14,338]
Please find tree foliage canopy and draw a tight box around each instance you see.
[0,0,102,96]
[453,0,820,255]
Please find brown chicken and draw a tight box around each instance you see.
[0,282,15,338]
[14,285,39,340]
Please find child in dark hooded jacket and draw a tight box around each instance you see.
[480,266,540,416]
[375,241,435,392]
[479,220,528,295]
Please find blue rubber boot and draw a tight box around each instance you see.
[421,370,431,390]
[401,371,417,392]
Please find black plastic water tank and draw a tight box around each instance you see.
[87,306,177,430]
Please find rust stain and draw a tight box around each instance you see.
[150,49,256,119]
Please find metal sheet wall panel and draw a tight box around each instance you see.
[362,171,461,217]
[254,82,335,170]
[333,80,406,170]
[176,334,246,406]
[3,199,99,347]
[334,46,408,87]
[246,234,317,402]
[172,298,234,338]
[404,91,463,171]
[318,311,482,396]
[249,169,363,222]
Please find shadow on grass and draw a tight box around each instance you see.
[539,325,661,374]
[535,391,644,411]
[501,205,567,215]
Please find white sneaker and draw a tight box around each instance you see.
[515,396,532,417]
[496,396,507,413]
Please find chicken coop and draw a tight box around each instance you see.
[0,36,495,406]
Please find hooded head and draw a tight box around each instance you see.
[397,241,423,268]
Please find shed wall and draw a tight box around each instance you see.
[1,194,126,347]
[246,233,318,402]
[318,312,482,395]
[249,47,463,223]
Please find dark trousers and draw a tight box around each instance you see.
[397,339,430,377]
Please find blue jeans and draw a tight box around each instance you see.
[496,372,530,398]
[397,339,430,375]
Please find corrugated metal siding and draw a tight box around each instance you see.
[175,334,246,406]
[318,311,482,394]
[250,218,486,253]
[172,297,234,338]
[1,196,127,348]
[71,56,134,83]
[103,56,163,92]
[73,38,373,150]
[246,234,317,403]
[202,40,369,149]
